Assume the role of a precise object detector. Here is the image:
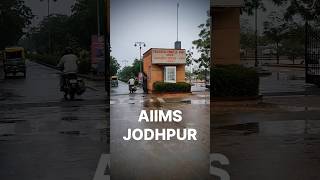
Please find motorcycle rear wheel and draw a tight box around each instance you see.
[69,92,75,100]
[64,93,68,100]
[64,92,75,100]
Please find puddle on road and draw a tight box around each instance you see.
[180,99,209,105]
[143,100,162,108]
[59,130,82,135]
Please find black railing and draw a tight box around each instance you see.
[305,23,320,85]
[240,56,303,65]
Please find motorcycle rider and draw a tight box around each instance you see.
[57,47,79,91]
[128,76,135,93]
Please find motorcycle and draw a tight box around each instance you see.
[129,85,137,94]
[61,73,86,100]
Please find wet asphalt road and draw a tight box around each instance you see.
[110,81,210,180]
[0,61,109,180]
[212,67,320,180]
[3,62,317,179]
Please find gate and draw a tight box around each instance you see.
[305,23,320,85]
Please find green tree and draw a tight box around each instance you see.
[244,0,320,22]
[117,58,141,82]
[193,68,207,81]
[69,0,99,50]
[280,0,320,21]
[185,49,194,66]
[242,0,266,15]
[27,14,76,54]
[192,16,210,68]
[0,0,33,49]
[118,66,134,82]
[263,12,287,64]
[281,23,305,64]
[240,19,256,50]
[28,0,100,53]
[110,56,120,76]
[185,70,193,83]
[131,59,141,76]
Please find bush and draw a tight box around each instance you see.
[153,82,191,93]
[211,65,259,97]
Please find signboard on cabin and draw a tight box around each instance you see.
[151,49,186,64]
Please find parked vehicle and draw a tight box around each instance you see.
[61,73,86,100]
[111,76,118,87]
[3,47,26,78]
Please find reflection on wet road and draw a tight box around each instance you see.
[260,67,320,96]
[110,86,210,179]
[0,61,108,180]
[212,95,320,179]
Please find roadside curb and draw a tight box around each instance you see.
[33,60,59,70]
[33,60,105,81]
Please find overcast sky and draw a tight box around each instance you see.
[110,0,210,68]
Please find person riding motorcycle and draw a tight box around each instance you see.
[57,47,79,90]
[128,77,135,93]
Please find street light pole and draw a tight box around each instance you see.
[177,1,179,41]
[139,46,142,72]
[105,0,110,93]
[134,42,146,74]
[47,0,50,17]
[97,0,101,36]
[48,0,51,53]
[40,0,57,53]
[254,3,258,67]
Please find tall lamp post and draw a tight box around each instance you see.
[134,42,146,74]
[254,1,258,67]
[104,0,110,93]
[40,0,57,53]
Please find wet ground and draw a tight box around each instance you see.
[110,81,210,180]
[260,66,320,96]
[212,66,320,179]
[3,62,318,179]
[0,61,109,180]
